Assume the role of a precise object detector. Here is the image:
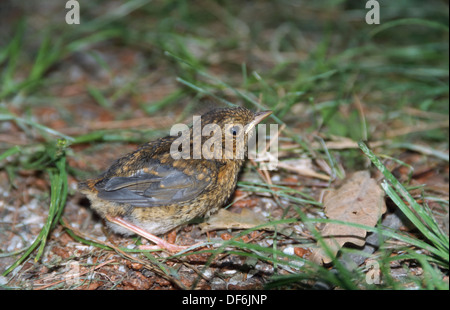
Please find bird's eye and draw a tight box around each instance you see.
[230,125,240,136]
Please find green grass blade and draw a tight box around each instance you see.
[0,146,21,161]
[359,141,449,267]
[2,140,69,275]
[369,18,449,38]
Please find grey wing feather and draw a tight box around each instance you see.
[95,164,209,207]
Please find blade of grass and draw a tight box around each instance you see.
[0,145,21,161]
[389,142,449,162]
[2,139,68,276]
[35,158,65,260]
[369,18,449,38]
[0,111,74,142]
[0,19,25,98]
[303,217,445,260]
[358,141,449,266]
[237,182,322,206]
[87,85,111,108]
[141,89,185,114]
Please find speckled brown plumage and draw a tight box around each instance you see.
[78,107,271,251]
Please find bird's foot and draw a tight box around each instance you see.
[105,215,196,252]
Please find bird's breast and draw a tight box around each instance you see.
[201,160,244,216]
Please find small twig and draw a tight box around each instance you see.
[276,161,331,181]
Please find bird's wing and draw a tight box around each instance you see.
[95,162,212,207]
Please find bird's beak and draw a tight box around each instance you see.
[245,110,272,134]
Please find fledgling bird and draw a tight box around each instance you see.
[78,107,271,251]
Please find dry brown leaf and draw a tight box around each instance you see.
[310,171,387,264]
[277,159,331,181]
[200,208,267,233]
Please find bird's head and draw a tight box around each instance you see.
[191,107,272,162]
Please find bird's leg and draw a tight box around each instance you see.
[105,215,192,252]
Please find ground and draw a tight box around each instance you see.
[0,0,448,290]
